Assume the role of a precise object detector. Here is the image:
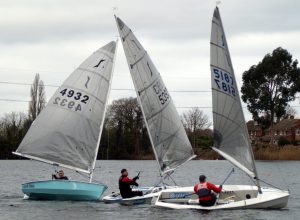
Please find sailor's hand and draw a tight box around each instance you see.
[134,182,139,187]
[133,176,139,181]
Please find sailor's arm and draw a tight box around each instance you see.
[207,182,222,193]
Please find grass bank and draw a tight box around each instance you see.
[253,145,300,160]
[195,145,300,160]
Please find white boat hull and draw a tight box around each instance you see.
[153,185,289,210]
[102,186,177,205]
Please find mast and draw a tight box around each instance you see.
[114,15,195,177]
[114,15,162,175]
[210,6,262,193]
[89,40,118,183]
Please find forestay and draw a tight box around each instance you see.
[210,7,257,177]
[14,41,117,174]
[115,16,195,175]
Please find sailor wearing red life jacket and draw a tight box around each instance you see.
[194,175,222,206]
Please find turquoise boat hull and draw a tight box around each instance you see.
[22,180,107,201]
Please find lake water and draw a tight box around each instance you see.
[0,160,299,220]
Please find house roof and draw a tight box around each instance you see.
[246,120,262,131]
[273,119,300,131]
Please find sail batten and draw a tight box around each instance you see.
[211,7,257,177]
[15,41,117,173]
[115,16,195,175]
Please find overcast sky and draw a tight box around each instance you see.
[0,0,300,123]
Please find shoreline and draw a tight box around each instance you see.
[2,146,300,161]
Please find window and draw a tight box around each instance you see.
[296,129,300,135]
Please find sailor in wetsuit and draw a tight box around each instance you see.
[52,170,69,180]
[194,175,222,206]
[119,169,143,198]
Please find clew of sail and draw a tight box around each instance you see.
[115,16,195,175]
[210,7,257,178]
[14,41,117,174]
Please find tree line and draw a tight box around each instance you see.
[0,74,46,159]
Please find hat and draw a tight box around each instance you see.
[121,169,127,174]
[199,175,206,182]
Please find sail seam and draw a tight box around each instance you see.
[210,42,228,53]
[95,50,113,60]
[77,68,110,83]
[146,100,171,121]
[130,52,146,69]
[138,74,160,95]
[122,30,131,42]
[155,126,181,149]
[213,111,246,134]
[211,88,236,101]
[212,19,221,27]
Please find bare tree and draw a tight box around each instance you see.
[182,108,211,133]
[182,108,211,148]
[1,112,26,140]
[29,74,46,121]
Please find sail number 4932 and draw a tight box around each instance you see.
[213,68,236,96]
[52,88,90,112]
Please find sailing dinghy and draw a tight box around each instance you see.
[153,7,289,210]
[13,41,117,201]
[102,16,196,205]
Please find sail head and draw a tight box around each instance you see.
[115,16,195,175]
[15,41,117,173]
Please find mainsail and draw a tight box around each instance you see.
[210,7,258,178]
[14,41,117,174]
[115,16,195,175]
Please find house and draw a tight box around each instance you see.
[247,120,264,142]
[272,118,300,143]
[247,118,300,144]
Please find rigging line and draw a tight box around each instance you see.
[0,99,30,102]
[75,171,105,185]
[0,81,212,93]
[2,99,300,110]
[1,99,300,110]
[0,99,213,109]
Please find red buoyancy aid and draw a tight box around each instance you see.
[195,182,212,201]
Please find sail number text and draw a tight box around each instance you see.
[213,68,236,96]
[153,81,170,105]
[52,88,90,112]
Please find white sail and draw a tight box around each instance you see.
[115,16,195,175]
[14,41,117,174]
[210,7,257,178]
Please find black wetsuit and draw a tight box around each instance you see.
[119,175,143,198]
